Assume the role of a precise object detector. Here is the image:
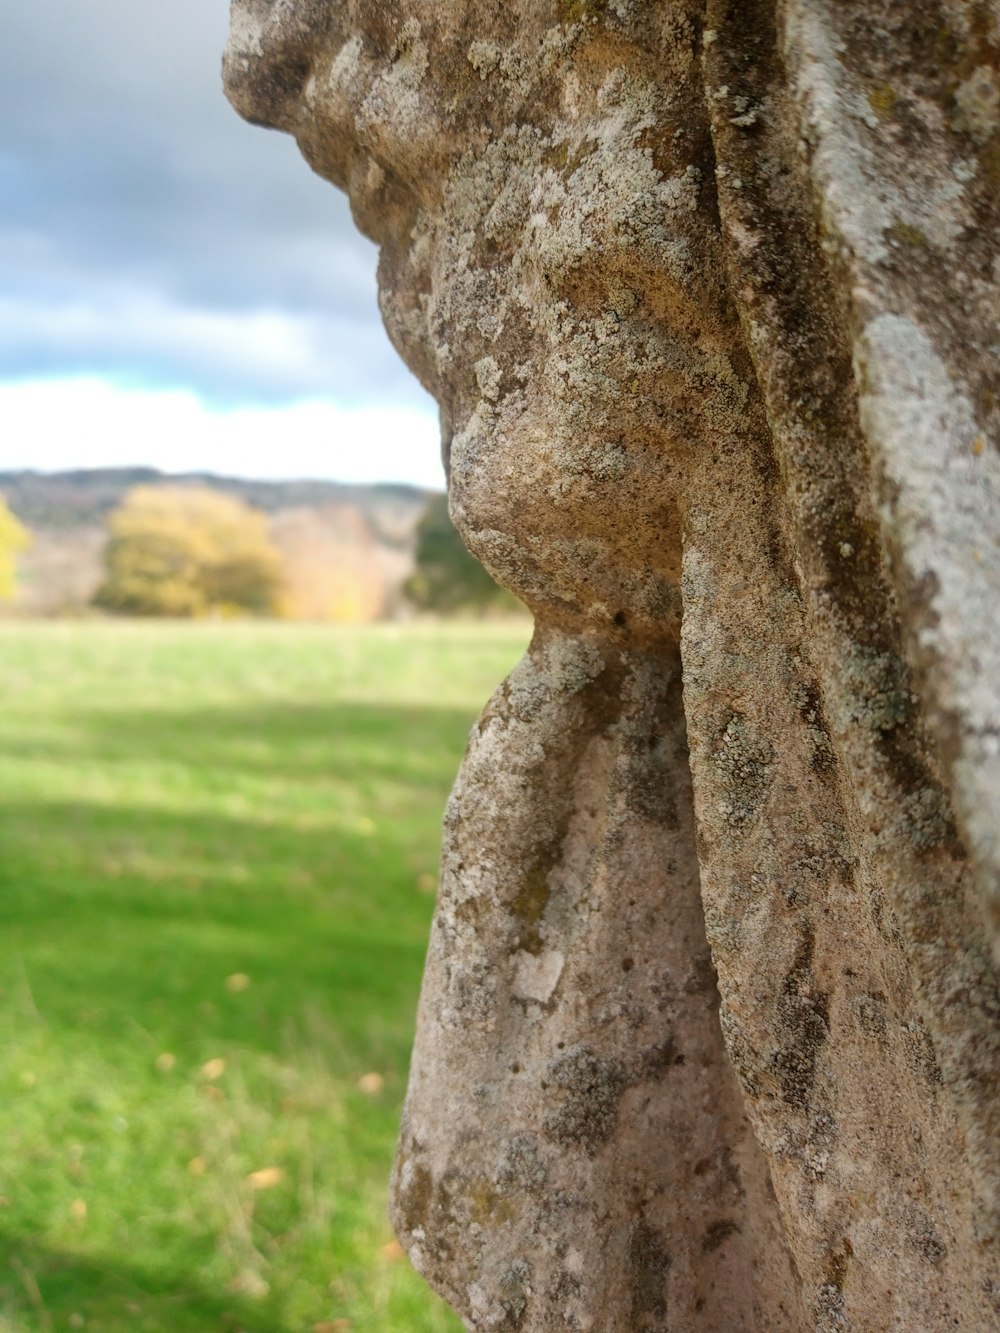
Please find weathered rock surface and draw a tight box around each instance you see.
[224,2,1000,1327]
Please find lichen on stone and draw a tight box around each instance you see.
[224,0,1000,1326]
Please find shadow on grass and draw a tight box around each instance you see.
[0,1230,300,1333]
[4,699,482,788]
[0,794,438,1063]
[0,695,483,1055]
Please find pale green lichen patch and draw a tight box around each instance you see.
[499,1259,532,1325]
[952,66,1000,145]
[494,1133,548,1192]
[542,1044,628,1151]
[711,713,775,830]
[840,646,911,734]
[898,786,950,852]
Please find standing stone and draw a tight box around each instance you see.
[225,3,1000,1327]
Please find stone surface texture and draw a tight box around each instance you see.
[224,2,1000,1327]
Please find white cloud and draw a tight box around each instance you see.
[0,284,428,408]
[1,378,445,489]
[1,0,425,436]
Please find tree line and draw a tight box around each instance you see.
[0,485,521,619]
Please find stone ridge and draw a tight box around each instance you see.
[224,2,1000,1327]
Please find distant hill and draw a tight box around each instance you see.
[0,467,433,547]
[0,468,437,618]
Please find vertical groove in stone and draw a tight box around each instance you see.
[392,628,801,1328]
[703,0,1000,1295]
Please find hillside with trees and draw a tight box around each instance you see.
[0,469,430,619]
[0,469,523,621]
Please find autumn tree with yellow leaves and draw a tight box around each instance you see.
[0,493,31,602]
[94,486,283,617]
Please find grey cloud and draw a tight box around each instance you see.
[0,0,427,408]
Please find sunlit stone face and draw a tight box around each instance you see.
[224,1,745,637]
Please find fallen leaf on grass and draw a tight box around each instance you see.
[381,1240,405,1262]
[155,1052,176,1073]
[357,1072,384,1095]
[187,1156,207,1176]
[200,1057,227,1080]
[71,1199,87,1221]
[226,973,251,993]
[247,1166,285,1191]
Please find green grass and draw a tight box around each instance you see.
[0,620,530,1332]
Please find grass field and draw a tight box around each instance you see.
[0,620,530,1333]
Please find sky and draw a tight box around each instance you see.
[0,0,443,488]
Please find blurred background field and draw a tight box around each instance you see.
[0,620,530,1332]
